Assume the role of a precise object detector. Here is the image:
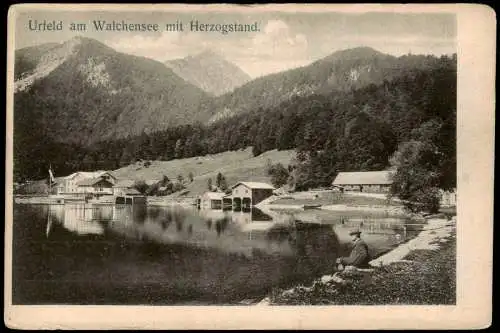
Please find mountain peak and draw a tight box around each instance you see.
[165,51,251,96]
[325,46,388,61]
[64,36,115,55]
[196,49,221,58]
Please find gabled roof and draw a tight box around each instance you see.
[100,172,117,180]
[232,182,275,190]
[201,191,226,200]
[64,171,104,180]
[76,177,114,186]
[64,170,116,180]
[124,188,142,195]
[332,171,394,185]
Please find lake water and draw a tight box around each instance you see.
[11,203,423,305]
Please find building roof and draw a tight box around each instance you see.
[124,188,142,195]
[76,177,114,187]
[201,191,226,200]
[332,171,394,186]
[64,171,105,180]
[232,182,275,190]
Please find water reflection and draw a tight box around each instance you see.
[14,203,422,305]
[47,205,108,237]
[44,204,417,259]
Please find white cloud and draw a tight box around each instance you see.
[103,19,455,79]
[264,19,289,34]
[250,20,309,60]
[105,19,313,78]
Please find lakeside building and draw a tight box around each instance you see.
[199,191,226,210]
[197,182,275,211]
[53,171,117,195]
[229,182,275,210]
[112,179,136,196]
[440,189,457,207]
[114,188,146,205]
[332,171,393,193]
[76,177,115,196]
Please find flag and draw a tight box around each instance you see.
[49,166,55,184]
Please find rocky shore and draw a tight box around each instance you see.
[258,215,456,305]
[321,204,407,216]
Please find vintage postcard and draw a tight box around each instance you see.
[5,3,494,330]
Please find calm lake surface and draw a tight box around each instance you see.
[12,203,423,305]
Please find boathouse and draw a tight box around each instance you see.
[332,171,393,193]
[230,182,275,210]
[115,188,146,205]
[198,191,226,209]
[112,179,135,196]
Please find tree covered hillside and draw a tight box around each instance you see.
[14,37,213,145]
[17,53,456,193]
[209,47,448,123]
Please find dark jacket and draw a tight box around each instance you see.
[340,239,371,268]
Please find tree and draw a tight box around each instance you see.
[219,176,228,191]
[267,162,289,188]
[389,141,441,213]
[265,158,273,174]
[119,146,134,167]
[133,180,149,195]
[252,143,263,157]
[174,139,183,159]
[146,182,160,196]
[161,175,170,186]
[207,178,213,191]
[216,172,223,188]
[162,181,174,195]
[411,118,456,191]
[215,172,228,191]
[172,182,185,193]
[177,174,184,184]
[188,172,194,183]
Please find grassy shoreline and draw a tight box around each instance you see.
[266,220,456,305]
[270,192,399,207]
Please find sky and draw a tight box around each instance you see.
[14,8,456,78]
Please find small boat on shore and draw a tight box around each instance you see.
[303,204,322,210]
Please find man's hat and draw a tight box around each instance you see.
[349,228,362,236]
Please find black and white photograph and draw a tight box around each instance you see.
[5,3,493,330]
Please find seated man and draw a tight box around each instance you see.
[336,229,371,269]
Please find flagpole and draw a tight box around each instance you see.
[49,164,51,195]
[49,164,53,196]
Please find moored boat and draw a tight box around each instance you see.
[303,204,322,210]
